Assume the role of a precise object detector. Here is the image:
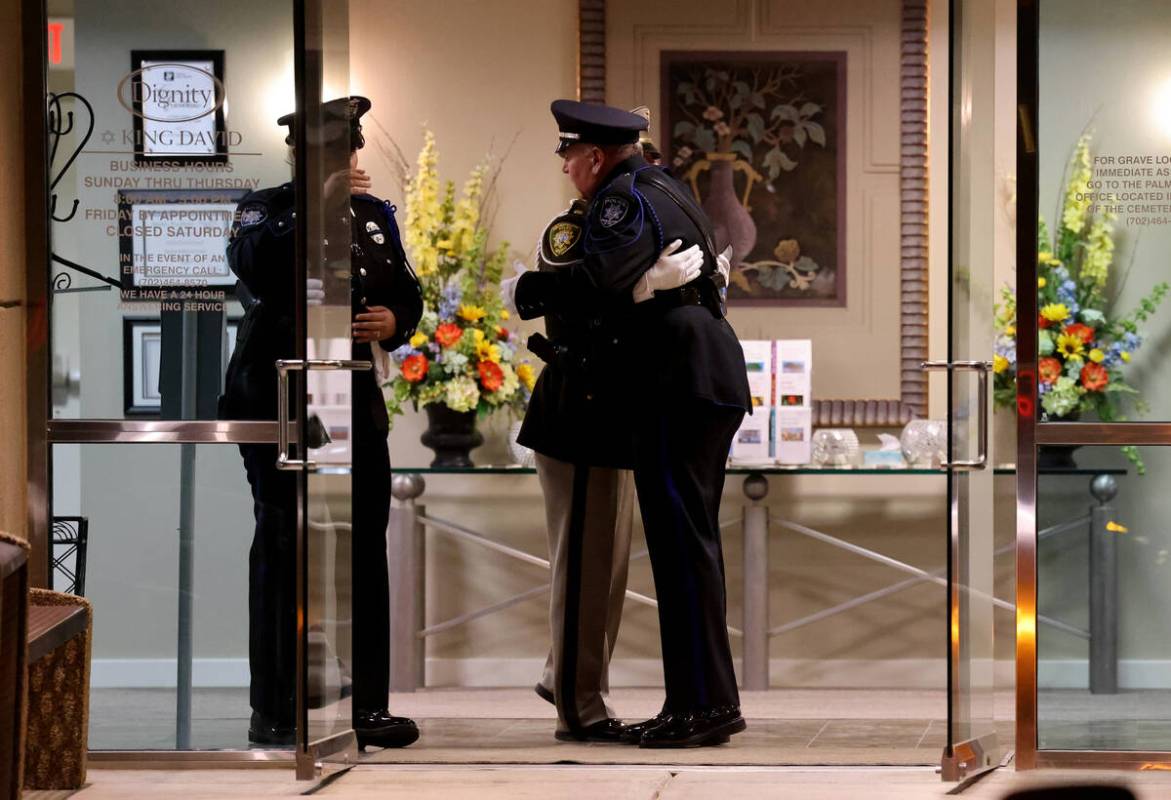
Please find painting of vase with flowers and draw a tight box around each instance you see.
[661,50,846,306]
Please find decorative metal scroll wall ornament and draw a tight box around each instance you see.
[48,91,92,222]
[47,92,119,292]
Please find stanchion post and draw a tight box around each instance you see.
[1089,473,1119,694]
[742,472,770,690]
[389,473,426,691]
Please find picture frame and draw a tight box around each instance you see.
[122,317,162,416]
[126,50,227,164]
[117,188,246,294]
[122,316,239,416]
[661,50,847,307]
[581,0,930,426]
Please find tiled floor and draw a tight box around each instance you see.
[89,687,960,763]
[363,716,956,765]
[27,766,1171,800]
[1038,690,1171,750]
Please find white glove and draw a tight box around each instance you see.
[501,260,525,316]
[716,245,733,288]
[632,239,704,303]
[307,277,325,306]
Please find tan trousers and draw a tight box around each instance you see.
[535,454,635,732]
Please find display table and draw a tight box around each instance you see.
[386,464,1123,693]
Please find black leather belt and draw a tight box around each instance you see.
[650,278,724,318]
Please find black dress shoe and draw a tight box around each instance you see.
[639,705,746,748]
[354,709,419,751]
[555,717,628,743]
[534,682,555,705]
[248,712,295,747]
[619,711,670,744]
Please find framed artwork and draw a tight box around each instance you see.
[122,317,239,416]
[125,50,227,164]
[117,188,245,294]
[583,1,928,426]
[122,317,162,416]
[661,51,847,307]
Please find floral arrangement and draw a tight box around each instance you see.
[382,130,535,423]
[993,134,1169,471]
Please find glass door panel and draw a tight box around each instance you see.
[944,0,1002,778]
[1035,0,1171,425]
[47,0,294,423]
[1029,0,1171,763]
[296,0,358,768]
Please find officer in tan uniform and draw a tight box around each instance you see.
[507,100,749,748]
[513,115,704,743]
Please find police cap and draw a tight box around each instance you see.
[551,99,648,155]
[278,95,371,149]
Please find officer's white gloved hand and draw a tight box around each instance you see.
[716,245,733,288]
[632,239,704,303]
[307,277,325,307]
[501,260,525,316]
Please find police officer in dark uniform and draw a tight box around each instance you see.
[219,96,422,750]
[505,100,752,748]
[520,170,703,742]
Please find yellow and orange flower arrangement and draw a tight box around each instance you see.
[384,131,536,422]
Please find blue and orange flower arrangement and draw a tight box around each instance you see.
[383,131,535,423]
[993,134,1168,472]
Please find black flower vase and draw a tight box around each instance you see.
[1037,412,1080,471]
[1037,444,1081,471]
[420,404,483,468]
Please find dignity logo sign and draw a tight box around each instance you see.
[117,61,224,123]
[118,54,229,162]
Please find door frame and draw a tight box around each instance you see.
[19,0,338,770]
[1014,0,1171,770]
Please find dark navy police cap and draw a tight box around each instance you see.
[278,95,371,149]
[551,99,649,154]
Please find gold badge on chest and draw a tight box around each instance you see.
[548,222,581,257]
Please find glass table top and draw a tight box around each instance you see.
[393,464,1125,476]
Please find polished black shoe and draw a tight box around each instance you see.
[619,711,670,744]
[638,705,746,748]
[354,709,419,751]
[534,682,555,705]
[247,712,295,747]
[554,717,628,743]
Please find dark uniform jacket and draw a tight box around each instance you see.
[218,182,422,433]
[515,155,750,413]
[516,200,634,469]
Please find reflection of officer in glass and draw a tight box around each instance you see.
[219,96,422,749]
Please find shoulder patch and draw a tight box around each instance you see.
[548,221,581,257]
[237,203,267,228]
[598,196,629,229]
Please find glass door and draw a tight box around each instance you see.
[33,0,355,770]
[1018,0,1171,770]
[292,0,360,776]
[940,0,1002,780]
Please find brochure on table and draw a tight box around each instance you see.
[729,339,813,466]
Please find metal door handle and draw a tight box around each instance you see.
[275,358,373,471]
[921,360,993,470]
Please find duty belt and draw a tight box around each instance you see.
[648,275,725,319]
